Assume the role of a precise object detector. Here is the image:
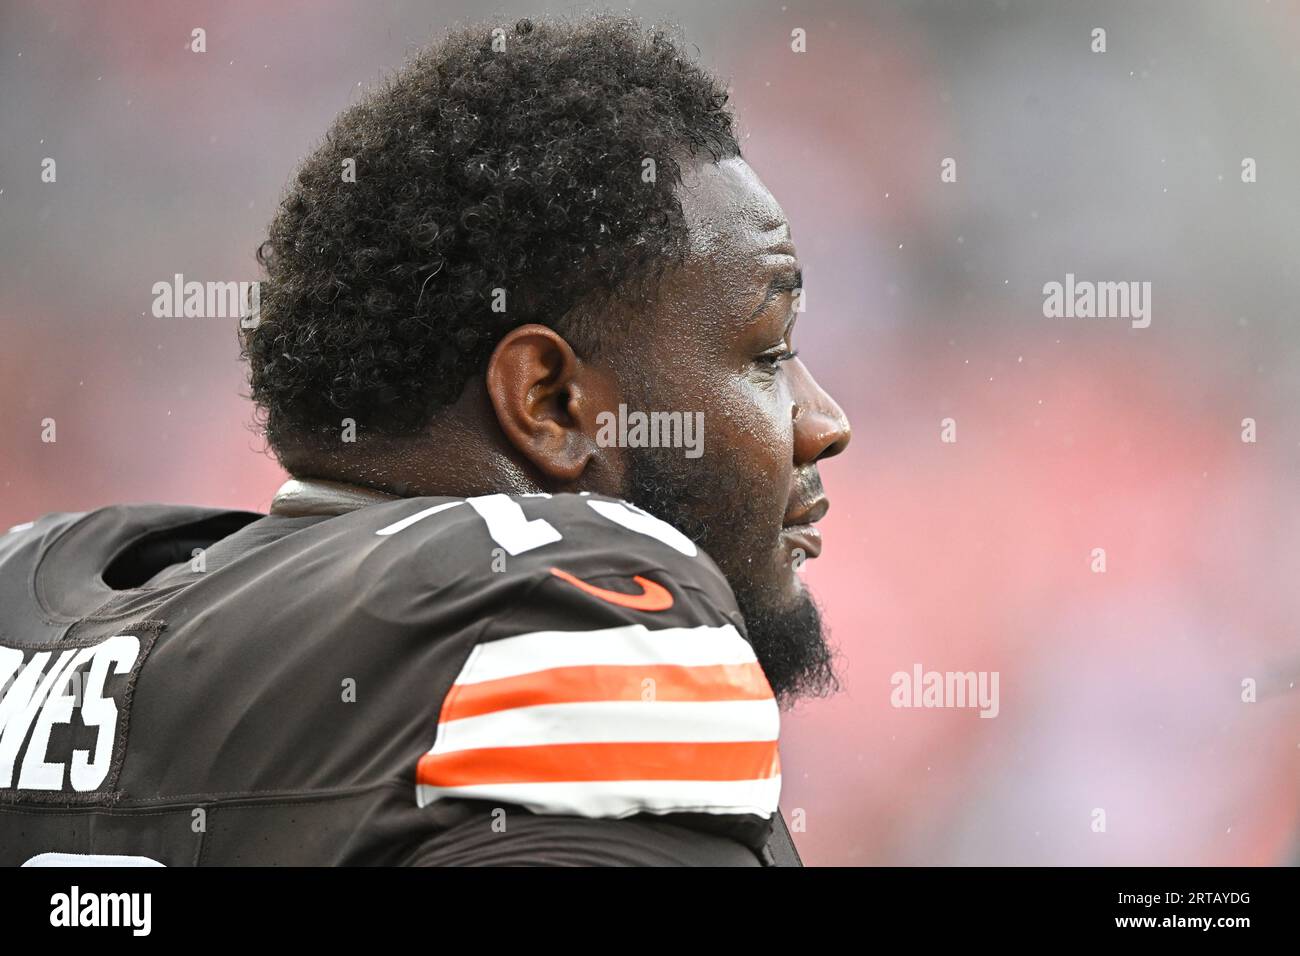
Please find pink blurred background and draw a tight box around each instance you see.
[2,0,1297,864]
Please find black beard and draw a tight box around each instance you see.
[621,447,841,709]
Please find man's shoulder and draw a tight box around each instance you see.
[397,494,780,849]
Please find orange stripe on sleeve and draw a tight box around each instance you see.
[417,739,780,787]
[442,662,773,722]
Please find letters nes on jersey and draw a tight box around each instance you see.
[0,633,149,797]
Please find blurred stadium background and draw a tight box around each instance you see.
[2,0,1297,865]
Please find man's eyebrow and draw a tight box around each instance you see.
[749,266,803,318]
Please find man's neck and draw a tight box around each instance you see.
[267,445,552,516]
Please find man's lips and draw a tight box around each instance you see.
[780,524,822,560]
[782,496,829,561]
[784,496,829,528]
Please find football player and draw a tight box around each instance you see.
[0,15,850,866]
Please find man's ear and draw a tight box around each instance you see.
[484,324,620,484]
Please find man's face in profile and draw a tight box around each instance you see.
[611,156,852,707]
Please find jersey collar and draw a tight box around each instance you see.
[268,478,401,517]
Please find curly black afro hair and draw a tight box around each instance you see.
[243,14,741,461]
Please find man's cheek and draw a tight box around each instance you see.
[713,382,793,466]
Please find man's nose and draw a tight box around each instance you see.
[792,368,851,466]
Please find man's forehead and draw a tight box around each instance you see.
[675,156,793,257]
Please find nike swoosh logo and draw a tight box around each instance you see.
[548,567,674,612]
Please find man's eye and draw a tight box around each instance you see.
[756,348,799,368]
